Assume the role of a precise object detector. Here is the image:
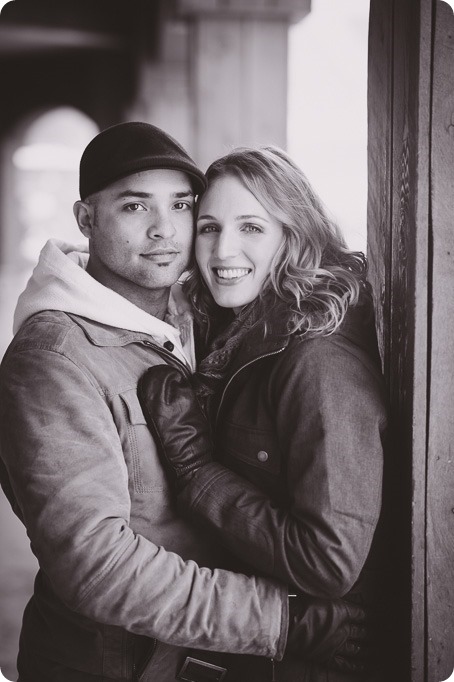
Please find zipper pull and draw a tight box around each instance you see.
[270,657,276,682]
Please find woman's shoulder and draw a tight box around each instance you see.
[275,298,382,378]
[267,316,385,415]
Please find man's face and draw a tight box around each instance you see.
[80,169,194,300]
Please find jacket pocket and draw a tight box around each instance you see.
[220,421,281,476]
[118,389,169,493]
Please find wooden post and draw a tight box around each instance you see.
[368,0,433,679]
[427,2,454,679]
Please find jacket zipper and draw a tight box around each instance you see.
[133,638,158,681]
[215,348,286,428]
[215,346,287,682]
[216,349,285,682]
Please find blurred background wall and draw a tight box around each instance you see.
[0,1,368,678]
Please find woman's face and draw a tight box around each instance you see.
[195,175,284,311]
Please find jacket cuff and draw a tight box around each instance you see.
[275,586,289,661]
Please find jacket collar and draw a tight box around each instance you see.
[222,304,291,378]
[223,295,379,377]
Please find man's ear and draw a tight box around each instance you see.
[73,200,95,239]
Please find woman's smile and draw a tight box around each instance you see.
[212,266,252,283]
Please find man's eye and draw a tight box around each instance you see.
[125,203,146,212]
[173,201,192,211]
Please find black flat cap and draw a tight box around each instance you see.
[79,121,207,199]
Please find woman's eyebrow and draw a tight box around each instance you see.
[197,213,267,221]
[236,214,267,220]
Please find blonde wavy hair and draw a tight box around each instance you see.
[185,145,368,338]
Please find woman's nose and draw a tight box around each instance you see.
[214,229,238,259]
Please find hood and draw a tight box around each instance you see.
[13,239,195,369]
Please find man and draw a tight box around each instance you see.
[0,122,367,681]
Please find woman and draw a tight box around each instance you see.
[139,147,388,681]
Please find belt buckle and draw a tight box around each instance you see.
[177,656,227,682]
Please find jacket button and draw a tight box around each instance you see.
[163,340,174,352]
[257,450,269,462]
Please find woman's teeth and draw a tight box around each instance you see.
[214,268,250,280]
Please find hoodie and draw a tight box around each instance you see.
[13,238,196,370]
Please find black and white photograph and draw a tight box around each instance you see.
[0,1,453,681]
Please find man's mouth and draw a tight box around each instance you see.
[143,249,179,256]
[212,267,251,280]
[142,250,179,264]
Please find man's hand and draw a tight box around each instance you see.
[286,595,371,674]
[138,365,213,487]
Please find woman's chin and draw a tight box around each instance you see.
[210,290,254,310]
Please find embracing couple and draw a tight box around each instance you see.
[0,122,388,682]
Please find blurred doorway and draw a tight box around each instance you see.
[0,106,97,356]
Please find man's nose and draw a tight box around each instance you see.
[146,210,176,239]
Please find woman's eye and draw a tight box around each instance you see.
[125,203,146,212]
[242,223,262,233]
[197,224,218,234]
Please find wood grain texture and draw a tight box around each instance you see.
[391,3,432,675]
[367,0,393,372]
[368,0,433,679]
[427,2,454,679]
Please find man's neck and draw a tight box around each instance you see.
[123,288,170,321]
[86,259,170,321]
